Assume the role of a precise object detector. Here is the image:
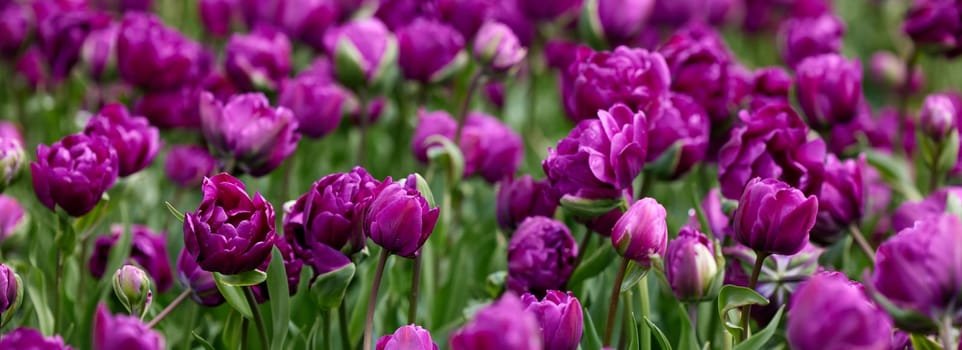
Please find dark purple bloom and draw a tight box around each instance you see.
[92,0,153,12]
[117,13,210,91]
[0,195,24,241]
[594,0,654,44]
[199,92,300,177]
[434,0,493,39]
[521,290,583,350]
[506,216,577,294]
[165,145,216,188]
[717,103,826,199]
[373,0,429,30]
[376,324,438,350]
[176,249,224,306]
[778,13,844,69]
[411,109,457,163]
[473,21,526,73]
[516,0,581,21]
[184,173,276,275]
[787,272,893,350]
[198,0,238,36]
[84,103,161,177]
[666,227,717,301]
[733,178,818,255]
[0,263,17,316]
[449,293,543,350]
[461,112,523,182]
[225,26,292,91]
[903,0,962,55]
[892,187,962,232]
[646,93,709,179]
[0,3,29,57]
[31,133,118,217]
[135,87,202,129]
[89,224,173,292]
[811,155,865,245]
[564,46,670,122]
[658,25,736,122]
[612,198,668,266]
[364,176,439,258]
[80,22,118,81]
[496,175,558,231]
[37,9,111,81]
[279,76,352,139]
[748,67,792,111]
[490,0,535,46]
[0,328,73,350]
[93,304,165,350]
[15,48,49,89]
[650,0,732,27]
[397,19,466,83]
[795,54,863,130]
[323,18,394,87]
[250,234,303,298]
[276,0,339,50]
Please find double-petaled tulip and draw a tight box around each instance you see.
[919,93,959,141]
[397,19,466,83]
[376,324,438,350]
[564,46,670,122]
[165,145,217,188]
[198,0,238,36]
[787,272,893,350]
[80,22,118,81]
[323,18,395,89]
[117,13,210,91]
[658,25,736,122]
[521,290,583,350]
[811,155,865,245]
[903,0,962,55]
[516,0,581,21]
[795,54,863,130]
[89,225,173,292]
[666,227,718,301]
[461,113,524,182]
[0,328,72,349]
[199,92,300,177]
[364,176,439,258]
[279,72,353,139]
[496,176,558,231]
[646,93,709,179]
[225,26,292,91]
[84,103,161,177]
[112,265,152,318]
[0,137,24,192]
[873,213,962,331]
[31,133,118,217]
[748,67,792,111]
[412,109,458,163]
[778,13,844,69]
[724,242,823,326]
[717,103,826,199]
[0,3,28,57]
[733,178,818,255]
[473,21,526,74]
[0,195,24,241]
[176,249,224,306]
[37,9,111,81]
[612,198,668,267]
[184,173,276,275]
[506,217,578,294]
[93,304,165,350]
[449,293,543,350]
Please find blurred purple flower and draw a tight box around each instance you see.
[37,9,110,81]
[507,216,578,294]
[198,0,238,36]
[80,21,117,81]
[117,13,210,91]
[650,0,732,28]
[903,0,962,56]
[0,195,24,241]
[165,145,216,188]
[563,46,670,122]
[411,109,457,163]
[323,18,394,86]
[748,67,792,111]
[279,75,353,139]
[0,3,29,57]
[595,0,654,44]
[516,0,581,21]
[176,249,224,306]
[787,272,893,350]
[225,26,292,91]
[778,13,844,69]
[0,328,73,350]
[811,155,865,245]
[397,19,465,83]
[376,324,438,350]
[461,112,523,182]
[449,293,543,350]
[93,304,165,350]
[521,290,583,350]
[89,224,173,292]
[84,103,161,177]
[795,53,863,130]
[496,175,558,231]
[892,186,962,233]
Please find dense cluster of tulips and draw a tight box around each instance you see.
[0,0,961,349]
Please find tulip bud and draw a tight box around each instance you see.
[516,0,581,21]
[0,264,22,328]
[507,217,578,294]
[787,272,893,350]
[0,137,24,193]
[198,0,238,37]
[521,291,583,350]
[811,155,866,245]
[903,0,962,56]
[112,265,152,319]
[0,195,25,242]
[397,19,466,83]
[364,176,439,258]
[611,198,668,267]
[919,93,958,141]
[473,21,526,74]
[117,13,210,91]
[279,75,354,139]
[777,13,844,69]
[80,22,118,81]
[0,3,29,58]
[376,324,438,350]
[665,227,718,301]
[411,109,457,163]
[449,293,543,350]
[733,178,818,255]
[165,145,217,188]
[323,18,396,90]
[0,328,71,349]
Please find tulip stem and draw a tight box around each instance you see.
[363,249,390,350]
[848,224,876,264]
[604,257,631,346]
[243,286,269,350]
[322,310,332,349]
[146,288,192,328]
[739,252,769,342]
[338,303,350,350]
[454,71,483,144]
[408,254,422,324]
[940,313,955,350]
[638,276,651,350]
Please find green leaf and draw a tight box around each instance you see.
[643,316,673,350]
[733,305,784,350]
[569,243,617,286]
[215,270,267,287]
[26,270,53,336]
[310,263,356,309]
[222,310,245,350]
[583,307,603,350]
[627,311,639,350]
[577,0,606,50]
[717,285,769,339]
[334,38,368,90]
[55,212,77,257]
[411,173,437,208]
[213,274,253,319]
[192,331,216,350]
[560,195,623,218]
[910,334,943,350]
[267,247,290,350]
[425,135,465,187]
[104,224,132,284]
[165,201,185,223]
[864,150,923,201]
[620,262,649,292]
[677,303,700,350]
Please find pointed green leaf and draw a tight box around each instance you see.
[677,303,700,350]
[215,270,267,287]
[620,262,649,292]
[73,194,109,234]
[192,331,216,350]
[310,263,356,309]
[583,307,603,350]
[213,274,253,319]
[222,310,244,350]
[411,173,437,208]
[717,285,769,338]
[643,316,673,350]
[560,195,623,218]
[627,311,639,350]
[267,247,290,350]
[910,334,943,350]
[165,201,185,223]
[26,270,53,335]
[425,135,465,187]
[569,243,617,286]
[733,305,784,350]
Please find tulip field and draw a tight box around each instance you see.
[3,0,962,349]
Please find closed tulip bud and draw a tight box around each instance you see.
[665,227,718,301]
[165,145,216,188]
[411,109,457,163]
[811,155,866,245]
[117,13,211,91]
[450,293,543,350]
[869,51,923,93]
[176,249,224,307]
[397,19,466,83]
[112,265,152,318]
[521,291,583,350]
[376,324,438,350]
[84,103,161,177]
[225,26,292,91]
[507,217,578,294]
[733,178,818,255]
[93,304,165,350]
[0,264,22,326]
[795,54,863,130]
[365,176,439,258]
[279,75,354,139]
[563,46,670,122]
[135,87,202,129]
[323,18,396,89]
[15,48,48,89]
[0,137,24,192]
[777,13,844,69]
[0,328,72,349]
[612,198,668,267]
[184,173,277,275]
[496,175,558,231]
[473,21,526,74]
[31,133,118,217]
[787,272,893,350]
[920,93,959,141]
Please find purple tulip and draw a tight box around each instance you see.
[725,242,823,326]
[364,176,439,258]
[778,13,844,69]
[787,272,893,350]
[795,54,863,130]
[164,145,217,188]
[473,21,526,73]
[593,0,653,44]
[199,92,300,177]
[490,0,535,46]
[733,178,818,255]
[658,25,737,122]
[0,264,17,316]
[449,293,543,350]
[135,87,202,129]
[717,103,826,199]
[93,304,165,350]
[869,51,924,93]
[225,26,292,91]
[687,188,731,240]
[184,173,276,275]
[0,195,24,241]
[0,122,23,146]
[276,0,339,50]
[117,13,210,91]
[373,0,428,30]
[496,176,558,231]
[435,0,494,39]
[873,213,962,330]
[176,249,224,306]
[893,186,962,232]
[903,0,962,55]
[461,112,524,182]
[748,67,792,111]
[322,18,394,87]
[829,107,916,157]
[250,234,303,298]
[397,19,466,83]
[612,198,668,266]
[666,227,718,301]
[376,324,438,350]
[0,3,29,57]
[279,77,352,139]
[92,0,153,12]
[646,93,709,179]
[516,0,581,21]
[411,109,458,163]
[84,103,161,177]
[89,225,173,292]
[15,48,49,89]
[810,155,865,245]
[506,216,578,294]
[80,22,118,81]
[919,93,959,141]
[650,0,732,27]
[37,9,111,81]
[563,46,670,122]
[198,0,238,36]
[31,133,118,217]
[521,291,583,350]
[0,328,73,350]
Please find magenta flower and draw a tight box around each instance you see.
[397,19,466,83]
[93,304,164,350]
[31,133,118,217]
[787,272,893,350]
[84,103,161,177]
[0,328,72,349]
[733,178,818,255]
[521,290,583,350]
[449,293,543,350]
[564,46,670,122]
[364,176,439,258]
[176,249,224,307]
[612,198,668,267]
[507,216,578,294]
[496,175,558,231]
[376,324,438,350]
[116,13,210,91]
[89,225,173,292]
